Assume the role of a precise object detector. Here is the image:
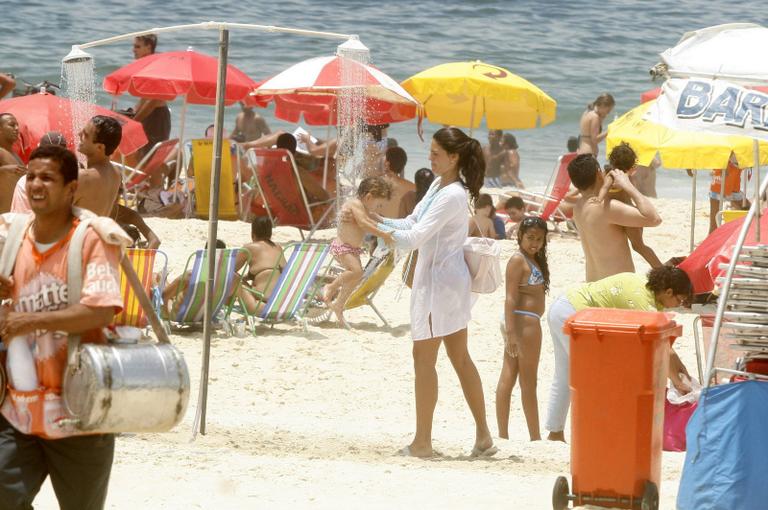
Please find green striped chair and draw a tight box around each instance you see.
[170,248,249,330]
[256,241,331,327]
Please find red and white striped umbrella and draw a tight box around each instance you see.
[252,55,420,125]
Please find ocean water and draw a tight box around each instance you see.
[2,0,767,197]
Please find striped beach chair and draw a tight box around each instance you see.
[344,249,395,327]
[170,248,248,329]
[112,248,168,330]
[258,241,331,327]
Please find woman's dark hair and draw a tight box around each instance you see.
[276,133,297,154]
[414,168,435,203]
[646,266,692,299]
[502,133,518,150]
[475,193,495,218]
[251,216,275,246]
[433,127,485,206]
[587,93,615,111]
[517,216,550,293]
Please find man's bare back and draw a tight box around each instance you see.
[380,174,416,219]
[573,170,661,282]
[75,161,121,216]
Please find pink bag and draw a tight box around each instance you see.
[663,392,698,452]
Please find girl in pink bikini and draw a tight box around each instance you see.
[324,176,394,327]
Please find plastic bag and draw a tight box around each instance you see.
[663,375,702,452]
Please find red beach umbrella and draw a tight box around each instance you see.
[103,49,258,105]
[252,55,420,125]
[679,209,768,294]
[0,91,147,160]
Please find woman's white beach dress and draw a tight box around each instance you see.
[380,178,471,341]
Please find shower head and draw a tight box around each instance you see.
[62,45,93,64]
[336,36,370,60]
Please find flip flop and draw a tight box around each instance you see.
[396,445,440,458]
[470,445,499,458]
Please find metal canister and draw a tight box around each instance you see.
[62,342,190,433]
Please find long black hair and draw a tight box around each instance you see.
[517,216,550,293]
[433,127,485,206]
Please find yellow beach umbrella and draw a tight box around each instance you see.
[606,99,768,169]
[401,60,556,130]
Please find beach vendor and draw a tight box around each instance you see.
[0,145,124,509]
[708,155,745,234]
[376,127,496,458]
[545,266,693,442]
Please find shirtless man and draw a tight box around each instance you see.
[76,116,122,216]
[380,146,416,218]
[0,113,26,212]
[578,93,615,156]
[132,35,171,159]
[568,154,661,282]
[232,102,271,142]
[0,73,16,99]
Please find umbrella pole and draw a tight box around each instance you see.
[193,26,229,439]
[756,139,761,242]
[172,101,188,205]
[322,122,331,189]
[690,171,696,252]
[468,96,477,137]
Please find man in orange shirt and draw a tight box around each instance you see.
[0,145,122,509]
[709,156,745,233]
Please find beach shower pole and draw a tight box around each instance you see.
[193,26,229,438]
[690,171,697,252]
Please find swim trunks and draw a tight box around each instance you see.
[331,238,364,257]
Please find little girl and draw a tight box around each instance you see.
[324,176,393,327]
[496,216,549,440]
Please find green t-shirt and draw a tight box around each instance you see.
[567,272,662,312]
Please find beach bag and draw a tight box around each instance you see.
[61,220,190,434]
[663,376,701,452]
[463,236,502,293]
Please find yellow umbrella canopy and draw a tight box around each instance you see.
[401,61,556,130]
[607,100,768,169]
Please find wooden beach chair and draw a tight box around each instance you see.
[168,248,249,331]
[190,139,239,221]
[111,248,168,330]
[252,241,331,329]
[343,248,395,327]
[246,148,334,238]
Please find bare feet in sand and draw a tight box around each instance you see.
[331,305,350,330]
[398,443,435,458]
[547,431,566,442]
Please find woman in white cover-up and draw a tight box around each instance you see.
[377,127,496,458]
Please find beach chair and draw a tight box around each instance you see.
[251,241,331,329]
[111,248,168,330]
[506,153,578,235]
[190,139,239,221]
[168,248,249,331]
[118,138,178,208]
[343,248,395,327]
[246,148,334,238]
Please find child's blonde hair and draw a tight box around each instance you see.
[357,176,392,200]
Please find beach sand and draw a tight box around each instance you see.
[35,197,709,509]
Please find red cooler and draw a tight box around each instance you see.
[552,309,682,510]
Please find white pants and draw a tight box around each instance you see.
[545,294,576,432]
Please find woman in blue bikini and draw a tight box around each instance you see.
[496,216,549,441]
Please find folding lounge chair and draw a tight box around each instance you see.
[254,241,331,328]
[168,248,249,330]
[119,139,179,207]
[190,139,239,221]
[343,248,395,327]
[111,248,168,330]
[247,148,335,238]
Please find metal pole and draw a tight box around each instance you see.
[322,119,331,189]
[755,139,761,242]
[690,170,697,252]
[705,169,768,388]
[468,96,477,137]
[193,27,229,438]
[172,101,188,204]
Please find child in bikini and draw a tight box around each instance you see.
[496,216,549,441]
[324,176,394,327]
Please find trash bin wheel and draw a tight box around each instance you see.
[641,481,659,510]
[552,476,570,510]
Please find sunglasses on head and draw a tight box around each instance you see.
[521,216,546,227]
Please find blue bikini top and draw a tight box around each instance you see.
[521,254,545,286]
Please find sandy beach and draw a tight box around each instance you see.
[31,196,709,509]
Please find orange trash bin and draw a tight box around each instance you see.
[552,308,682,510]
